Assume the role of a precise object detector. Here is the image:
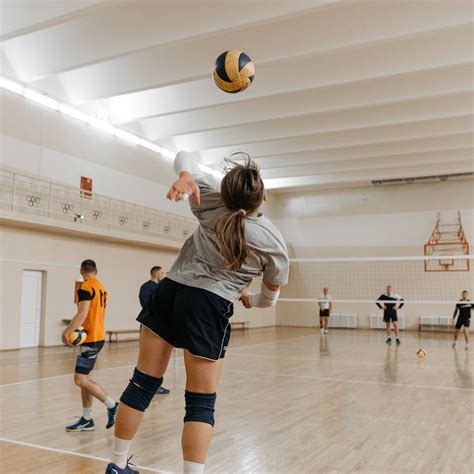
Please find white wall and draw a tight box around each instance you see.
[0,223,276,350]
[274,179,474,329]
[275,180,473,253]
[0,89,192,217]
[0,90,278,350]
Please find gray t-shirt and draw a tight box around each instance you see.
[166,162,289,303]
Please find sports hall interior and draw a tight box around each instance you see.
[0,1,473,473]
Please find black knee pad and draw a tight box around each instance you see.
[120,368,163,412]
[184,391,217,427]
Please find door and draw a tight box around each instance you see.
[20,271,43,348]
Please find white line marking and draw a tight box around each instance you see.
[289,255,472,262]
[0,437,171,473]
[217,367,473,392]
[279,298,465,304]
[0,334,309,387]
[0,364,134,388]
[0,258,78,268]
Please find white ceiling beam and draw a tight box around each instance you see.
[253,133,474,169]
[54,0,472,103]
[265,160,474,191]
[103,24,473,123]
[172,92,473,151]
[0,0,108,41]
[261,148,474,179]
[139,63,473,138]
[1,0,328,81]
[199,115,474,164]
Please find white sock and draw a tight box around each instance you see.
[82,407,93,420]
[183,460,205,473]
[111,436,133,469]
[103,396,116,409]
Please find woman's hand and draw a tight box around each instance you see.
[239,289,252,309]
[167,172,201,205]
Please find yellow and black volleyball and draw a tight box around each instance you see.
[416,348,426,359]
[68,326,87,346]
[213,50,255,93]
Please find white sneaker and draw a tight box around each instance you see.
[465,344,470,351]
[452,342,456,348]
[324,329,329,334]
[320,328,324,335]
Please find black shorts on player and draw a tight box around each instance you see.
[383,311,398,323]
[137,278,234,361]
[455,316,471,330]
[319,309,330,317]
[74,341,105,375]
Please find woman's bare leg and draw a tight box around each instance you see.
[181,351,224,464]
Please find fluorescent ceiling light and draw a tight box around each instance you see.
[0,77,24,95]
[114,128,140,145]
[89,117,116,135]
[159,148,176,160]
[139,139,163,153]
[24,88,59,110]
[0,75,180,163]
[59,104,90,123]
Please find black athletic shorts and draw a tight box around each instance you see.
[383,311,398,322]
[455,316,471,329]
[75,340,105,375]
[137,278,234,361]
[319,309,330,317]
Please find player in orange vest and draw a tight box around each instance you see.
[62,259,117,432]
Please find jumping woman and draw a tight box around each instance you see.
[105,151,289,474]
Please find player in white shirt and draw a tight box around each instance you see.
[319,287,333,334]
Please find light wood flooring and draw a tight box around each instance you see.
[1,327,472,473]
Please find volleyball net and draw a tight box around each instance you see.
[280,255,472,305]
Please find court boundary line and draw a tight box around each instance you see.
[0,364,134,388]
[0,334,312,388]
[3,338,470,392]
[214,366,473,392]
[0,437,170,473]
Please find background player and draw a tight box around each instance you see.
[318,287,333,334]
[139,266,165,308]
[452,290,472,350]
[138,266,170,395]
[62,259,117,432]
[376,285,404,345]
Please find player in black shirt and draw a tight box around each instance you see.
[139,266,170,395]
[452,290,473,350]
[376,285,404,345]
[139,266,164,308]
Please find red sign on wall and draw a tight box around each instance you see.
[80,176,93,199]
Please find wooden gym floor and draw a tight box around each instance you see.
[0,327,472,473]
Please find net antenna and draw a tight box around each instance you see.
[424,211,470,272]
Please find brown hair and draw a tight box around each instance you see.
[81,259,97,273]
[150,266,162,276]
[216,153,265,271]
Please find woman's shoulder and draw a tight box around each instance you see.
[246,215,287,249]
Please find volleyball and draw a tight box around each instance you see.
[416,348,426,359]
[213,50,255,93]
[68,326,87,346]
